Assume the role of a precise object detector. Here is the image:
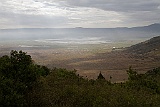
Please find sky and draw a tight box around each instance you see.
[0,0,160,29]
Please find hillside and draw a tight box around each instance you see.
[1,50,160,107]
[126,36,160,54]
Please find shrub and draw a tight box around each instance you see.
[0,50,50,106]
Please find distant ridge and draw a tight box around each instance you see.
[0,23,160,30]
[126,36,160,54]
[131,23,160,32]
[0,23,160,41]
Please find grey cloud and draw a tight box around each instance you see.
[38,0,160,12]
[0,0,160,28]
[0,11,69,28]
[66,0,160,12]
[126,11,160,23]
[64,0,160,26]
[17,15,68,27]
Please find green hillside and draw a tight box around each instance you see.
[0,50,160,107]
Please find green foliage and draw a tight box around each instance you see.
[0,50,50,106]
[146,67,160,76]
[126,67,160,93]
[126,66,138,81]
[1,51,160,107]
[28,67,160,107]
[97,72,105,80]
[36,65,50,77]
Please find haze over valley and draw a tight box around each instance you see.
[0,23,160,81]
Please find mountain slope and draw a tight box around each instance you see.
[126,36,160,54]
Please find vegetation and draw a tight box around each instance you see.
[97,72,105,80]
[1,50,160,107]
[0,50,50,106]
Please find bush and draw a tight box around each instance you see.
[0,50,50,106]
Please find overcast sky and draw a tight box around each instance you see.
[0,0,160,29]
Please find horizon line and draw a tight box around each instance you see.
[0,23,159,30]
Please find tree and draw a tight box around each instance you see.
[126,66,138,81]
[97,72,105,80]
[0,50,50,106]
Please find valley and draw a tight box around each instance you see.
[0,24,160,82]
[0,37,159,82]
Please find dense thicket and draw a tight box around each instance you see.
[0,50,49,106]
[29,67,160,107]
[0,51,160,107]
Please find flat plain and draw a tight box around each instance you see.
[1,38,159,82]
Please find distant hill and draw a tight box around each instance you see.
[131,23,160,32]
[126,36,160,54]
[0,23,160,41]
